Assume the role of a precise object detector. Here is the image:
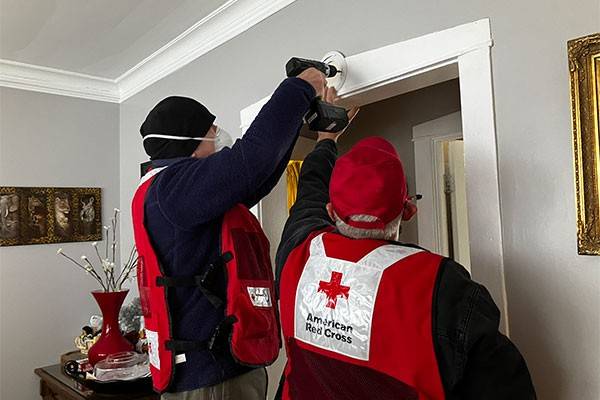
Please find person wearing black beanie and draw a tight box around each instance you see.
[132,68,327,400]
[140,96,216,160]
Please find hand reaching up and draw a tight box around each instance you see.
[317,87,360,142]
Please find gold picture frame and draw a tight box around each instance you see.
[568,33,600,255]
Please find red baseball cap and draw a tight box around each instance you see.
[329,137,417,230]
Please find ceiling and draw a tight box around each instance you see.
[0,0,229,79]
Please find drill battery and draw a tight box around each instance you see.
[285,57,349,133]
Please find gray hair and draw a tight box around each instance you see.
[333,212,402,241]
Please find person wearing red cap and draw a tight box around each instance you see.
[274,89,536,399]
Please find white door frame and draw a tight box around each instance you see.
[239,19,508,332]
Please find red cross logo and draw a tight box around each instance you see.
[318,271,350,309]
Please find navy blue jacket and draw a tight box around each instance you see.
[144,77,315,392]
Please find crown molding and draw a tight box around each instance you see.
[117,0,296,101]
[0,0,296,103]
[0,59,120,102]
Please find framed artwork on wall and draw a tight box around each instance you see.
[568,33,600,255]
[0,187,102,247]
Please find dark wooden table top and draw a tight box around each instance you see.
[34,364,159,400]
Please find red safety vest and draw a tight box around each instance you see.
[279,231,445,400]
[132,167,281,392]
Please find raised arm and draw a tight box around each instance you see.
[275,138,338,287]
[243,136,297,209]
[153,74,324,229]
[275,88,358,286]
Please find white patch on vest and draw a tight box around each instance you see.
[247,287,272,308]
[145,329,160,369]
[175,353,187,364]
[294,234,423,361]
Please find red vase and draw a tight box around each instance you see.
[88,290,134,366]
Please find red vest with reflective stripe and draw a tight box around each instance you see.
[279,231,445,400]
[132,168,281,393]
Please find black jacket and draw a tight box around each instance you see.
[275,139,536,399]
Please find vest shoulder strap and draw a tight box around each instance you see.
[309,232,424,269]
[357,244,423,269]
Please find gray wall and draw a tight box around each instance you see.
[119,1,600,399]
[0,87,120,400]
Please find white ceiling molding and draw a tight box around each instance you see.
[117,0,296,101]
[0,59,120,103]
[0,0,296,103]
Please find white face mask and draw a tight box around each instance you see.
[213,126,233,152]
[142,126,234,153]
[194,126,234,152]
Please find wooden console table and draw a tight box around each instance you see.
[34,364,159,400]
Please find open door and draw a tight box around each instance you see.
[413,112,471,270]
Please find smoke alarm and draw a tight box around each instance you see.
[321,51,347,91]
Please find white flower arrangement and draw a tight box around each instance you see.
[57,208,137,292]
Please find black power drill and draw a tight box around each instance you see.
[286,57,349,133]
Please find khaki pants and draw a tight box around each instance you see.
[161,368,268,400]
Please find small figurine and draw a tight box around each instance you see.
[74,325,100,354]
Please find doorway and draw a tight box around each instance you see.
[240,18,505,399]
[241,19,505,321]
[413,112,471,270]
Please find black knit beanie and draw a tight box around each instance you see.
[140,96,216,160]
